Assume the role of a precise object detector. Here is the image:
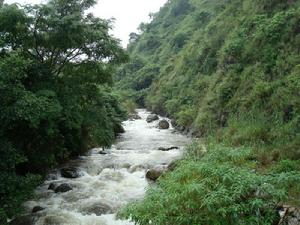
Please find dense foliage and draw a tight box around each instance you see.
[119,143,300,225]
[0,0,126,221]
[117,0,300,223]
[117,0,300,159]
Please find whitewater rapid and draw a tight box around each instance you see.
[23,109,190,225]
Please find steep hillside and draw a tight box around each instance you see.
[117,1,300,224]
[117,0,300,160]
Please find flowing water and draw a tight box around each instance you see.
[23,109,190,225]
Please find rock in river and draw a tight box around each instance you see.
[32,206,45,213]
[158,119,170,129]
[48,183,58,191]
[146,114,159,123]
[60,167,82,178]
[54,183,73,193]
[158,146,179,151]
[99,150,110,155]
[146,165,168,181]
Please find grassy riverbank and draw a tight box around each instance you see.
[118,140,300,225]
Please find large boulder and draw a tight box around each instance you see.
[146,114,159,123]
[60,167,81,178]
[146,165,168,181]
[158,119,170,129]
[81,203,113,216]
[10,215,35,225]
[54,183,73,193]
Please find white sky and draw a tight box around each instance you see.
[4,0,167,47]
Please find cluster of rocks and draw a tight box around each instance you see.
[45,167,83,194]
[146,114,170,130]
[9,201,114,225]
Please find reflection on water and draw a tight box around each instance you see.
[24,109,190,225]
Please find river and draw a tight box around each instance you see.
[22,109,190,225]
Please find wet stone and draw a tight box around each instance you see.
[54,183,73,193]
[48,183,58,191]
[99,150,110,155]
[158,119,170,129]
[146,165,168,181]
[146,114,159,123]
[158,146,179,151]
[32,206,45,213]
[61,167,82,178]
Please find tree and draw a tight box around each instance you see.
[0,0,127,221]
[0,0,127,76]
[129,32,140,43]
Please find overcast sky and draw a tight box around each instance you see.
[4,0,167,47]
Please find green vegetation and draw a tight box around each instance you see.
[116,0,300,224]
[119,142,300,225]
[117,0,300,159]
[0,0,126,222]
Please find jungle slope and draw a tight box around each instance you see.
[117,0,300,160]
[117,0,300,224]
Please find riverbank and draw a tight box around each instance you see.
[118,139,300,225]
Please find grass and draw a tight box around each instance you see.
[118,141,300,225]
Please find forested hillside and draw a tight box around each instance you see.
[117,0,300,159]
[0,0,126,222]
[117,0,300,224]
